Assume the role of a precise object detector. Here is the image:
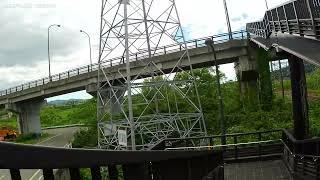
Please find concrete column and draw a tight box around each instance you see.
[6,99,44,135]
[288,55,309,140]
[86,83,125,115]
[235,56,259,110]
[256,48,273,111]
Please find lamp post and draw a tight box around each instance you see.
[222,0,232,39]
[264,0,269,9]
[80,30,93,71]
[48,24,61,81]
[205,38,226,145]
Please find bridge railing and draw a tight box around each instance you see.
[282,130,320,178]
[0,31,248,97]
[0,141,223,180]
[152,129,283,161]
[247,0,320,38]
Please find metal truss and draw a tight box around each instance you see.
[97,0,206,150]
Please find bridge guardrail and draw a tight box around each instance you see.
[0,31,248,97]
[0,141,223,180]
[152,129,283,161]
[247,0,320,38]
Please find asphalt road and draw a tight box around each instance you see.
[0,126,81,180]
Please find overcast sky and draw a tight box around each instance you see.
[0,0,288,101]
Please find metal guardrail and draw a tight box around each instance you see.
[153,129,284,161]
[0,31,248,97]
[247,0,320,38]
[0,141,223,180]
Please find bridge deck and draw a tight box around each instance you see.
[225,160,292,180]
[251,32,320,67]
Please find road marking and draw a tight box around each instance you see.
[32,142,71,180]
[37,133,62,145]
[29,170,41,180]
[28,134,62,180]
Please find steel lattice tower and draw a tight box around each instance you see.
[97,0,206,150]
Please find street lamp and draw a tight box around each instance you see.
[80,30,93,71]
[264,0,269,9]
[205,38,227,146]
[48,24,61,81]
[222,0,233,40]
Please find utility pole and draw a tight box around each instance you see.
[48,24,61,82]
[80,30,93,71]
[205,38,226,145]
[222,0,232,39]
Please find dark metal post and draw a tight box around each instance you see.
[288,55,309,140]
[279,60,285,100]
[205,39,226,146]
[10,169,21,180]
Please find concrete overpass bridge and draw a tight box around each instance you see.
[0,31,252,135]
[2,0,320,179]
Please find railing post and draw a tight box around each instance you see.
[22,85,23,90]
[283,5,290,33]
[28,83,30,89]
[136,53,138,61]
[91,167,102,180]
[301,156,305,175]
[69,168,81,180]
[258,132,262,157]
[292,1,302,35]
[10,169,21,180]
[43,169,54,180]
[108,165,119,180]
[6,89,7,95]
[59,73,61,80]
[164,46,166,54]
[305,0,317,37]
[195,40,198,48]
[179,44,182,51]
[234,136,238,159]
[88,65,90,72]
[43,78,45,85]
[68,71,70,78]
[77,69,80,75]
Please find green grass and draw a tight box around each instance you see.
[0,118,18,130]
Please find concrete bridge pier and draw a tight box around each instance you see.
[236,55,259,110]
[288,55,309,140]
[86,83,125,115]
[5,99,44,135]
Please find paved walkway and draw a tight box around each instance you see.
[225,160,293,180]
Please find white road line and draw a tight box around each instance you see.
[37,134,62,145]
[29,170,41,180]
[28,134,63,180]
[31,142,71,180]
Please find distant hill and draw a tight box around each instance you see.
[47,99,88,106]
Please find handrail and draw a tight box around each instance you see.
[246,0,320,38]
[165,140,281,151]
[0,141,223,179]
[0,30,248,97]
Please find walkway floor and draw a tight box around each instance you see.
[225,160,293,180]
